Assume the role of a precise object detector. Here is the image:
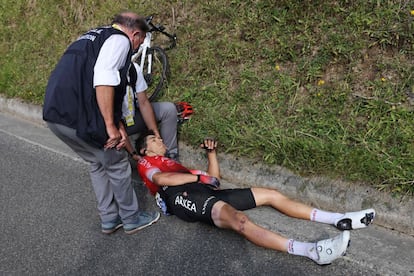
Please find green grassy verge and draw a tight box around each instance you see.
[1,0,413,195]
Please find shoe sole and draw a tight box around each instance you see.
[101,223,123,234]
[336,209,375,230]
[124,213,161,235]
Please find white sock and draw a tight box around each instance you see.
[286,239,318,261]
[310,208,343,225]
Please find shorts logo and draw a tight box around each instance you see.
[202,196,215,215]
[175,195,197,212]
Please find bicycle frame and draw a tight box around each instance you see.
[129,16,176,101]
[131,32,153,75]
[131,16,176,75]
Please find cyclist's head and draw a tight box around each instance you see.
[135,129,167,156]
[112,12,148,50]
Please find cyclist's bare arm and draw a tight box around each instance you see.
[152,171,198,186]
[202,138,220,179]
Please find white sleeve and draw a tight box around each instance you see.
[133,62,149,93]
[93,34,131,87]
[147,168,161,182]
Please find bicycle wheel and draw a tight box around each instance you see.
[135,46,169,102]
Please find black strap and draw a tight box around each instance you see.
[128,64,137,93]
[128,64,139,109]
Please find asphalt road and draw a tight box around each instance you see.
[0,111,412,275]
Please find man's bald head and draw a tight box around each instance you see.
[111,12,149,32]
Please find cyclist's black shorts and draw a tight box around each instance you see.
[161,183,256,225]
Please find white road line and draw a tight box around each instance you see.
[0,128,87,164]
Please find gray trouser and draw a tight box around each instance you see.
[126,102,178,155]
[47,122,140,224]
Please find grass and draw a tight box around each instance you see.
[1,0,413,196]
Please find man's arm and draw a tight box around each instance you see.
[95,85,121,149]
[93,35,130,149]
[116,121,128,150]
[124,136,140,160]
[122,91,160,160]
[136,92,160,137]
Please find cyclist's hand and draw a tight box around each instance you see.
[198,174,220,189]
[200,138,217,153]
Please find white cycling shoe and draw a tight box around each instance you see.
[314,231,350,265]
[335,209,375,230]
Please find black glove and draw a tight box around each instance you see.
[200,137,217,152]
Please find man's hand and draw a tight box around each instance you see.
[198,174,220,189]
[104,124,122,149]
[115,123,128,150]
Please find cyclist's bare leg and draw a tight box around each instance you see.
[251,187,313,220]
[211,197,351,265]
[211,201,288,251]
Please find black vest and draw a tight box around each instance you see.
[43,26,132,147]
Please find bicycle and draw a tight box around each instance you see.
[131,15,177,102]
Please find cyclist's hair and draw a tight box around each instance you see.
[112,12,149,32]
[135,129,156,156]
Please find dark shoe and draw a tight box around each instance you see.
[123,211,160,235]
[101,217,123,234]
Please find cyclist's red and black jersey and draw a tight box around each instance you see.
[138,156,191,195]
[137,155,256,225]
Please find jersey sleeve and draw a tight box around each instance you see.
[138,158,161,182]
[146,167,161,182]
[138,157,162,195]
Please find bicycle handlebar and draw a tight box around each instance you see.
[145,15,177,50]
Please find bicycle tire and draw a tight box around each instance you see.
[133,46,170,102]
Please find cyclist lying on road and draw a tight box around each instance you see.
[134,130,375,265]
[122,62,193,161]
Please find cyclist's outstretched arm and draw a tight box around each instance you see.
[203,138,220,179]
